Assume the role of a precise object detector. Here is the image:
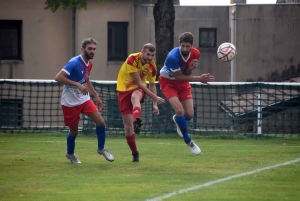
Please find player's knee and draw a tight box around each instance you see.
[95,118,105,127]
[174,109,185,116]
[124,124,133,134]
[131,94,141,103]
[185,113,194,120]
[69,128,79,137]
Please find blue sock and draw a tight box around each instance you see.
[175,115,191,143]
[184,115,193,122]
[96,125,106,150]
[66,133,76,154]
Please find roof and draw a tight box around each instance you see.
[218,77,300,119]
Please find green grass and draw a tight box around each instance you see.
[0,133,299,201]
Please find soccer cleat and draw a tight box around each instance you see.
[133,118,143,134]
[132,152,139,162]
[66,153,81,163]
[186,140,201,154]
[172,115,183,137]
[97,148,115,162]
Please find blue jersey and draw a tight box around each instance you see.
[61,55,92,107]
[160,47,200,80]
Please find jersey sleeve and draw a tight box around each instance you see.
[62,58,77,75]
[126,55,139,74]
[165,53,181,72]
[192,48,201,60]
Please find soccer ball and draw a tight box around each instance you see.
[217,42,237,62]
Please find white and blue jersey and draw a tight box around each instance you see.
[160,47,200,80]
[61,55,92,107]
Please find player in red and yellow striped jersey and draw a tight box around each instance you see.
[117,43,165,162]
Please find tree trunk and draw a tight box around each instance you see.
[153,0,175,75]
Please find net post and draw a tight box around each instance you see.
[257,84,262,135]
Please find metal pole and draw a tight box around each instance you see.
[72,6,76,57]
[230,9,236,82]
[257,87,262,134]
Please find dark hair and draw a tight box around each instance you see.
[179,32,194,45]
[143,43,156,52]
[81,38,97,48]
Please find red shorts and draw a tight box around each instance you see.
[158,76,192,101]
[118,88,146,116]
[61,99,98,128]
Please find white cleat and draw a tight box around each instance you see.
[66,153,81,163]
[187,140,201,154]
[172,115,183,137]
[97,148,115,162]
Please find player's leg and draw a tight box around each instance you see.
[131,89,145,134]
[62,105,81,163]
[181,98,194,121]
[158,76,183,137]
[122,114,139,162]
[118,91,140,162]
[177,86,201,154]
[169,96,189,140]
[170,98,201,154]
[84,100,114,162]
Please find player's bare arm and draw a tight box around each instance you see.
[55,70,88,95]
[149,82,160,115]
[184,59,198,76]
[86,79,103,110]
[131,72,165,104]
[198,73,215,84]
[173,70,215,83]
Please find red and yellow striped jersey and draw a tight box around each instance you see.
[116,52,157,92]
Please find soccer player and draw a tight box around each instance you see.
[55,38,114,163]
[117,43,165,162]
[159,32,215,154]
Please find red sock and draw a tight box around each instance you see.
[126,134,138,154]
[132,107,141,121]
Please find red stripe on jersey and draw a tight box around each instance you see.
[126,54,139,68]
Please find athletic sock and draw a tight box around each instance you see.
[126,134,138,154]
[132,107,141,121]
[175,115,191,143]
[66,133,76,154]
[184,114,193,122]
[96,125,106,150]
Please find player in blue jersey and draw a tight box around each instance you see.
[55,38,114,163]
[159,32,215,154]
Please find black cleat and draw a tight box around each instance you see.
[132,152,139,162]
[133,118,143,134]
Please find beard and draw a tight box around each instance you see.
[84,50,94,60]
[142,56,151,64]
[181,51,190,57]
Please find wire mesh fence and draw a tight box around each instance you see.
[0,79,299,137]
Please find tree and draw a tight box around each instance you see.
[45,0,107,12]
[153,0,174,71]
[44,0,175,71]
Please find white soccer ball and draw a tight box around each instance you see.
[217,42,237,62]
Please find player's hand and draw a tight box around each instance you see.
[153,96,165,104]
[77,84,89,95]
[188,59,198,70]
[95,97,103,111]
[153,105,159,116]
[199,73,215,84]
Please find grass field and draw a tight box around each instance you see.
[0,133,299,201]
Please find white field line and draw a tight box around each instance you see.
[145,158,300,201]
